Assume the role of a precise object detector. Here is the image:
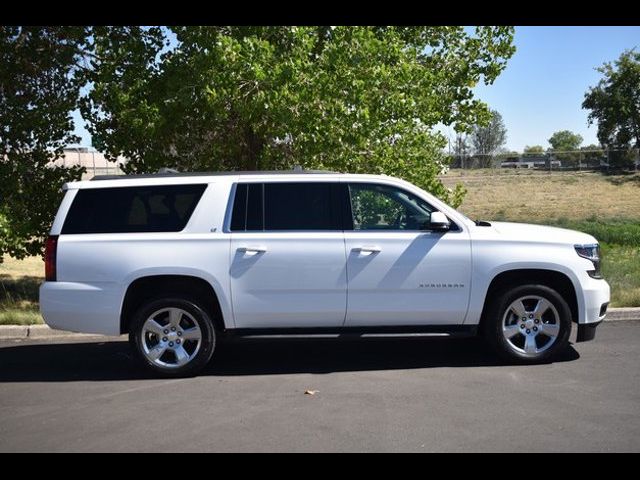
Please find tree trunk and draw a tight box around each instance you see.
[244,126,264,171]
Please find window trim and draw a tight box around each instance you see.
[344,182,460,233]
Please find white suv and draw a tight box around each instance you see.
[40,171,610,376]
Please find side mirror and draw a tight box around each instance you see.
[428,211,451,232]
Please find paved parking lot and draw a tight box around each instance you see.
[1,321,639,452]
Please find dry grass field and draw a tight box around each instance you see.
[1,170,639,325]
[440,169,640,223]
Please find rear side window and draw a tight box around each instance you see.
[62,184,207,234]
[230,182,341,231]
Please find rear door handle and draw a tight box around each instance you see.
[238,246,267,254]
[353,246,381,255]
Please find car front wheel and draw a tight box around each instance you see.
[485,284,572,364]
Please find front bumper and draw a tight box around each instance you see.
[580,277,610,324]
[574,276,609,343]
[576,320,602,342]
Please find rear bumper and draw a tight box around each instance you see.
[39,281,122,335]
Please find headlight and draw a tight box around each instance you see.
[575,244,602,279]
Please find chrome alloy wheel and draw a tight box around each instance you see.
[141,307,202,369]
[502,295,561,356]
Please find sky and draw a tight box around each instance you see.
[70,26,640,153]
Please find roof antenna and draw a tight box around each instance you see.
[157,168,180,174]
[292,165,304,172]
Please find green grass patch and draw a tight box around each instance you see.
[601,243,640,308]
[0,308,43,325]
[542,219,640,307]
[0,267,43,325]
[549,218,640,247]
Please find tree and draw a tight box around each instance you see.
[1,26,515,260]
[580,144,605,165]
[583,49,640,150]
[451,133,471,169]
[0,26,87,261]
[523,145,545,156]
[548,130,583,152]
[547,130,583,167]
[82,26,515,207]
[470,109,507,167]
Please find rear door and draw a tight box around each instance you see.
[229,181,347,328]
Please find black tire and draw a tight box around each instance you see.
[484,284,572,364]
[129,296,216,377]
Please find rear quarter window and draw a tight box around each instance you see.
[61,184,207,234]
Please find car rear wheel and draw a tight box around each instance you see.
[130,296,216,377]
[485,284,572,364]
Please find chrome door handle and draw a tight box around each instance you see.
[238,246,267,254]
[353,246,381,254]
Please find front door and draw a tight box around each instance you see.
[344,182,471,326]
[229,181,347,328]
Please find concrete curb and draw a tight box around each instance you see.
[606,307,640,321]
[0,324,124,340]
[1,307,639,340]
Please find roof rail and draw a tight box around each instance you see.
[90,168,339,181]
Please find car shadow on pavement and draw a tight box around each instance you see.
[0,336,580,382]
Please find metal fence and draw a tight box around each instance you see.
[54,147,640,177]
[448,148,640,172]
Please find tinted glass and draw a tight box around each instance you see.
[230,184,247,232]
[264,183,338,231]
[62,185,207,234]
[246,183,264,231]
[348,183,434,231]
[230,183,264,232]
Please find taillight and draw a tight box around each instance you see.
[45,235,58,281]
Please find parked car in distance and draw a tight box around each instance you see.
[40,170,610,376]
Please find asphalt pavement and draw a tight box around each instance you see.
[1,321,639,452]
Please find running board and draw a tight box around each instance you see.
[225,325,477,340]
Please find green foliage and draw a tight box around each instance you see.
[547,130,584,166]
[82,26,515,207]
[580,144,605,163]
[523,145,545,155]
[351,188,404,229]
[599,243,640,308]
[548,130,583,152]
[0,27,87,261]
[0,26,515,260]
[583,49,640,151]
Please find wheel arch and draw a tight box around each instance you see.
[478,269,579,334]
[120,274,227,335]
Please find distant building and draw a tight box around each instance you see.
[55,148,127,179]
